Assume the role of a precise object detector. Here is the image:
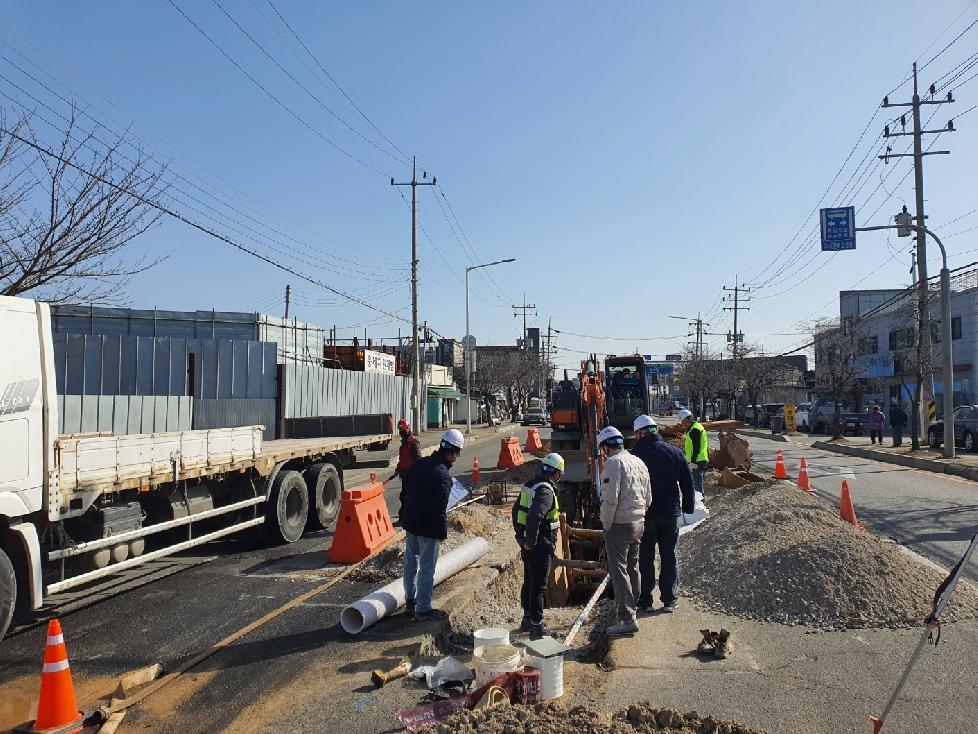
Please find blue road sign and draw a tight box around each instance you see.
[820,207,856,251]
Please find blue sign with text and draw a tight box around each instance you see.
[820,207,856,251]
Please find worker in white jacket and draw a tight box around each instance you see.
[597,425,653,635]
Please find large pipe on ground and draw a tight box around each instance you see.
[340,537,490,634]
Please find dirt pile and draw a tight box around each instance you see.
[418,702,765,734]
[679,480,978,629]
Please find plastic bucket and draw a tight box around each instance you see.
[473,644,521,687]
[524,652,564,700]
[473,627,510,648]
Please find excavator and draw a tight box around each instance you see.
[549,353,651,526]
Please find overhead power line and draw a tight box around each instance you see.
[2,127,412,324]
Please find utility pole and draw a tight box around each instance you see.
[284,284,291,320]
[512,296,536,349]
[881,64,954,447]
[392,157,436,432]
[723,278,750,359]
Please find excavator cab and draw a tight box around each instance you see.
[605,355,650,447]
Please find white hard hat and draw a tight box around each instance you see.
[676,408,693,422]
[541,452,565,472]
[441,428,465,450]
[597,425,624,447]
[633,415,657,433]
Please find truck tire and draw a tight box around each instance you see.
[305,463,342,531]
[265,470,310,544]
[0,548,15,641]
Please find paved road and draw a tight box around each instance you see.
[0,426,530,732]
[736,434,978,582]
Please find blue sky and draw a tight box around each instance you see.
[2,1,977,370]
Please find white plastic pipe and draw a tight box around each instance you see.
[341,537,490,634]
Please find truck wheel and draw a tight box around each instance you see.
[305,463,342,531]
[265,470,310,544]
[0,548,15,641]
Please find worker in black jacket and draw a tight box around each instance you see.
[400,429,464,620]
[630,415,695,613]
[512,452,564,639]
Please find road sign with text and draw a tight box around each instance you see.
[820,207,856,251]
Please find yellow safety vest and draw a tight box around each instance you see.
[684,421,709,463]
[516,481,560,531]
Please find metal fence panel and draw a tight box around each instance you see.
[281,364,411,420]
[193,399,276,440]
[57,395,193,435]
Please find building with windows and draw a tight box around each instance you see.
[816,271,978,411]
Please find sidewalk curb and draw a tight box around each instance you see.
[811,440,978,482]
[735,428,791,443]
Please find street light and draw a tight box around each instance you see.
[465,258,517,434]
[855,223,954,458]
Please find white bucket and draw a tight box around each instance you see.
[473,627,510,648]
[473,644,521,687]
[524,652,564,700]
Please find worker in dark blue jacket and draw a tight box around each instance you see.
[630,415,695,613]
[400,429,464,620]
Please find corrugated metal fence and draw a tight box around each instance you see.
[282,363,411,420]
[59,395,193,435]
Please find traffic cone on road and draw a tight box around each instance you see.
[32,618,83,733]
[774,449,788,479]
[840,480,865,530]
[471,456,480,487]
[797,457,814,493]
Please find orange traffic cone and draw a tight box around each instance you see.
[472,456,481,486]
[840,480,865,530]
[774,449,788,479]
[797,457,814,492]
[32,619,83,733]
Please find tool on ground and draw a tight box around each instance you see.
[371,658,412,688]
[871,530,978,733]
[471,456,480,486]
[22,618,84,734]
[774,449,788,479]
[840,480,865,530]
[797,457,813,492]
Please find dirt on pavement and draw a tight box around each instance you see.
[680,479,978,629]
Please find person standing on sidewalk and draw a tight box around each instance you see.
[631,415,695,613]
[677,409,709,498]
[400,429,464,620]
[512,452,565,639]
[597,425,652,636]
[890,402,908,447]
[869,405,885,445]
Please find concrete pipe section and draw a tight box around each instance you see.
[341,537,490,634]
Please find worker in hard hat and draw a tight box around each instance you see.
[391,418,421,484]
[400,428,464,621]
[631,415,695,613]
[597,425,652,636]
[677,409,709,499]
[512,452,565,639]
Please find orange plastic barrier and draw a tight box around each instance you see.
[30,619,83,734]
[524,429,544,453]
[773,449,788,479]
[471,456,481,486]
[797,457,814,492]
[497,437,525,470]
[329,480,397,563]
[840,480,865,530]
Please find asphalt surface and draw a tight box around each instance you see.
[0,425,530,732]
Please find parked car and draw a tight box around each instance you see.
[928,405,978,451]
[809,399,864,435]
[521,407,548,426]
[774,403,811,432]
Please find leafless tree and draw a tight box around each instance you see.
[0,110,168,303]
[812,319,867,440]
[469,349,540,403]
[736,344,793,427]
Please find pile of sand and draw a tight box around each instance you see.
[679,480,978,629]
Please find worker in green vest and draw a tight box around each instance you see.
[678,409,709,498]
[512,452,564,639]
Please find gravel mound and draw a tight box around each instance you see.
[679,480,978,629]
[418,702,764,734]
